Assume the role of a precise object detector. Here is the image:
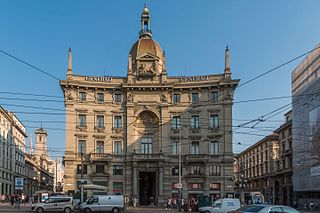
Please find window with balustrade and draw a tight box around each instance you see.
[210,141,219,155]
[191,115,199,129]
[140,137,153,154]
[78,114,87,128]
[113,141,122,155]
[209,114,219,128]
[114,116,122,128]
[191,142,199,154]
[96,115,104,128]
[96,141,104,153]
[171,116,181,129]
[209,165,221,176]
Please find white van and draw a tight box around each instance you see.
[31,196,74,213]
[79,195,124,213]
[199,198,241,213]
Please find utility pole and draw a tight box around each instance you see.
[178,126,182,211]
[55,159,58,192]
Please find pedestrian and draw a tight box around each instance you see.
[10,195,14,207]
[304,201,308,210]
[0,194,5,204]
[14,195,20,210]
[310,201,314,211]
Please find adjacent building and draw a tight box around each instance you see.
[24,128,54,196]
[0,106,27,195]
[292,43,320,199]
[273,110,294,206]
[234,134,279,204]
[60,5,239,205]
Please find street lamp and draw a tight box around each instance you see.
[178,126,182,212]
[33,171,41,203]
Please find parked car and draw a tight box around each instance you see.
[199,198,241,213]
[31,196,74,213]
[229,205,302,213]
[79,195,124,213]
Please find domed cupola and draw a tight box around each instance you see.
[128,4,167,83]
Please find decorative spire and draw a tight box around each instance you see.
[139,3,152,38]
[67,47,73,77]
[29,133,33,155]
[224,45,231,79]
[225,45,230,72]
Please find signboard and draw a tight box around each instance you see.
[175,183,182,189]
[85,76,112,82]
[179,75,209,82]
[15,177,24,190]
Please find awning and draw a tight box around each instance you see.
[79,184,108,191]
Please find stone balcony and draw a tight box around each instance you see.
[89,153,113,162]
[132,153,163,161]
[185,154,208,163]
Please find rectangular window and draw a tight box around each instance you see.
[96,141,104,153]
[79,92,86,101]
[191,92,199,103]
[191,142,199,154]
[173,94,181,103]
[172,140,179,155]
[114,116,122,128]
[171,116,181,129]
[78,140,86,155]
[210,183,220,190]
[97,92,104,103]
[77,164,87,174]
[113,165,123,175]
[210,114,219,128]
[115,94,122,103]
[209,165,221,176]
[140,137,153,154]
[190,165,201,174]
[113,141,122,155]
[210,91,218,102]
[172,165,180,176]
[96,164,104,173]
[191,115,199,129]
[96,115,104,128]
[210,141,219,155]
[78,114,87,127]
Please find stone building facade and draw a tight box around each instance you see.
[0,106,26,195]
[273,110,294,205]
[60,5,239,205]
[235,134,279,203]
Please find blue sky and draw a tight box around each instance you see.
[0,0,319,156]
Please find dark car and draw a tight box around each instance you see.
[229,205,301,213]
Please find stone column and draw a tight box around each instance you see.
[159,166,163,196]
[133,162,138,196]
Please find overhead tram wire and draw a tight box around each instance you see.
[0,91,63,98]
[0,49,61,81]
[237,45,320,88]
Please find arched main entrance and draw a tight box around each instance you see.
[134,110,160,205]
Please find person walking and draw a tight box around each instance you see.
[10,195,14,207]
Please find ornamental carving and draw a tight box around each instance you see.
[135,111,159,127]
[138,62,155,76]
[64,89,73,100]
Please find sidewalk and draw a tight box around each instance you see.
[0,203,32,212]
